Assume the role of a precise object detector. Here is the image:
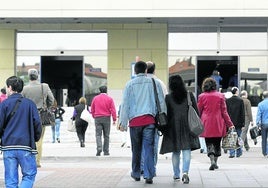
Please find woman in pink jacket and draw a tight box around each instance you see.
[198,78,234,171]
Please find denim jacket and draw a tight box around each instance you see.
[119,73,166,129]
[256,98,268,126]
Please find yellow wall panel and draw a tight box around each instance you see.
[108,50,123,69]
[0,30,15,49]
[108,30,137,49]
[138,29,167,49]
[108,70,130,89]
[0,50,15,69]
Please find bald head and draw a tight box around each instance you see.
[146,61,155,74]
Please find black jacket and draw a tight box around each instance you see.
[160,92,200,154]
[226,96,245,128]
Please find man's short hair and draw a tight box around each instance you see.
[231,87,239,94]
[134,61,147,74]
[146,61,155,74]
[6,76,24,93]
[28,68,39,80]
[99,86,107,93]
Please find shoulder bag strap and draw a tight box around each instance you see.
[2,96,23,131]
[41,84,46,109]
[152,78,162,113]
[187,91,192,106]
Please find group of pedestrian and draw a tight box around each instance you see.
[1,62,268,188]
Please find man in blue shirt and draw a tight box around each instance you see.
[0,76,42,188]
[256,91,268,157]
[119,61,166,184]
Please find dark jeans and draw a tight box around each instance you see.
[95,116,111,154]
[130,124,155,179]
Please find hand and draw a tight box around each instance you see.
[250,122,254,126]
[229,125,235,130]
[118,124,125,132]
[112,121,116,125]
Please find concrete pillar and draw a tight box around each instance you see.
[0,29,15,87]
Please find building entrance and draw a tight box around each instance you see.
[40,56,83,106]
[196,56,238,95]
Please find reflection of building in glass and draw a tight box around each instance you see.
[169,57,195,90]
[84,64,107,105]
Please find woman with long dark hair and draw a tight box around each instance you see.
[160,75,200,184]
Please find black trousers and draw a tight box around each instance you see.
[205,137,222,157]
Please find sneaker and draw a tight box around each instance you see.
[145,178,153,184]
[104,152,110,156]
[229,155,235,158]
[96,151,101,156]
[182,173,189,184]
[173,176,180,182]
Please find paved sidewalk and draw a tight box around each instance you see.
[0,107,267,187]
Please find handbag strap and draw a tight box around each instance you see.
[152,78,162,113]
[2,96,23,132]
[187,91,192,106]
[41,84,47,109]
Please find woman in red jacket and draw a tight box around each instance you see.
[198,78,234,170]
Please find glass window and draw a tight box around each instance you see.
[169,33,217,50]
[17,33,107,50]
[220,33,267,50]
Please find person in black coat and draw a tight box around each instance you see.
[160,75,200,184]
[72,97,89,147]
[226,87,245,158]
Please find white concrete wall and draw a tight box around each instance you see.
[1,0,268,17]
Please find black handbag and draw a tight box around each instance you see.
[187,92,204,136]
[152,78,167,135]
[250,126,261,139]
[40,84,55,126]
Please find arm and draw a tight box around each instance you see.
[33,104,42,142]
[110,98,117,123]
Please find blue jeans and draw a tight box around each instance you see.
[130,124,155,179]
[51,118,61,142]
[172,149,191,178]
[140,128,159,174]
[229,128,243,157]
[3,150,37,188]
[261,124,268,156]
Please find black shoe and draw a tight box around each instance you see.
[214,164,219,169]
[200,149,204,153]
[121,142,126,147]
[140,170,144,175]
[229,155,235,158]
[224,149,227,153]
[145,178,153,184]
[209,163,217,170]
[96,151,101,156]
[236,154,242,158]
[56,138,60,143]
[131,174,140,181]
[80,142,85,147]
[104,152,110,156]
[182,173,189,184]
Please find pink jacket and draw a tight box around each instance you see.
[198,91,233,138]
[91,93,117,122]
[0,94,7,103]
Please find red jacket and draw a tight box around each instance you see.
[198,91,233,138]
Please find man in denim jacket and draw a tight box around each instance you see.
[119,61,166,184]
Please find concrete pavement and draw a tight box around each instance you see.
[0,108,268,187]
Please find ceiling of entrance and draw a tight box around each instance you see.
[1,17,268,32]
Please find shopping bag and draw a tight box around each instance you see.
[222,129,240,150]
[67,119,76,132]
[80,105,91,124]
